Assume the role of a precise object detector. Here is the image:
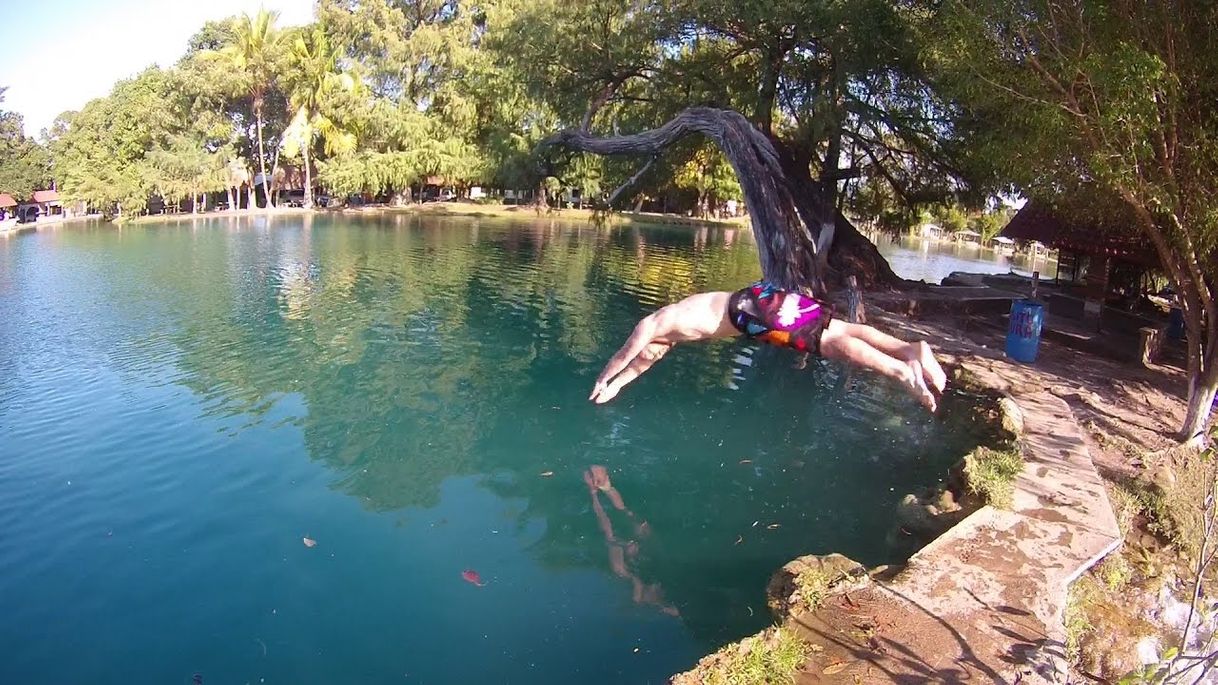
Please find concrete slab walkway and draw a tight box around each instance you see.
[789,356,1123,683]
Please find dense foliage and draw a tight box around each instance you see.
[22,1,984,224]
[0,88,51,201]
[932,0,1218,441]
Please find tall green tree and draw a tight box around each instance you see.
[49,68,179,218]
[0,88,51,200]
[933,0,1218,444]
[498,0,973,288]
[282,27,357,208]
[209,10,284,208]
[147,134,228,212]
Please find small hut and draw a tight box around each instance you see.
[1001,201,1163,331]
[953,229,982,244]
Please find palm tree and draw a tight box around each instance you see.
[282,28,356,209]
[212,10,282,209]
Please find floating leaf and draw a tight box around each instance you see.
[462,569,486,587]
[738,459,752,464]
[767,523,781,530]
[823,662,849,675]
[539,471,554,477]
[302,537,317,548]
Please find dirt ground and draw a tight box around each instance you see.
[892,309,1190,477]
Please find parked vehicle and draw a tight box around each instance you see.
[281,190,331,208]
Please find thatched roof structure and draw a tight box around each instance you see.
[1001,202,1161,268]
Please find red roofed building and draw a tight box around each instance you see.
[17,189,62,223]
[0,193,15,225]
[31,189,58,204]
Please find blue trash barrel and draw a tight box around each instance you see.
[1168,307,1186,340]
[1005,299,1045,363]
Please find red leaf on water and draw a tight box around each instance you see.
[462,569,486,587]
[302,537,317,548]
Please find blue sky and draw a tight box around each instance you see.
[0,0,314,137]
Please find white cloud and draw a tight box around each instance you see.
[0,0,314,137]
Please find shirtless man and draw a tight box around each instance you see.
[589,281,947,411]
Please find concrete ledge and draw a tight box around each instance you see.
[788,369,1122,684]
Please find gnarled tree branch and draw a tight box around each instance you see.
[539,106,827,293]
[605,154,658,209]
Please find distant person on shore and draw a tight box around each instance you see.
[589,281,947,411]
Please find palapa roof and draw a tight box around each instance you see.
[1000,202,1161,268]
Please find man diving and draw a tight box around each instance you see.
[589,281,948,411]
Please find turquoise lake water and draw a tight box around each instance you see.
[0,215,993,684]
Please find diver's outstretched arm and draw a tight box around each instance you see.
[589,292,736,404]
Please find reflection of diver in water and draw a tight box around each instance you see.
[583,465,679,617]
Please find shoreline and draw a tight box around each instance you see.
[124,202,753,231]
[674,305,1125,684]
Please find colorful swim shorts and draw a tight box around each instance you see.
[727,281,833,354]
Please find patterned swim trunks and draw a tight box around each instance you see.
[727,281,833,354]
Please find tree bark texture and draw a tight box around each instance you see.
[256,109,274,209]
[302,143,313,210]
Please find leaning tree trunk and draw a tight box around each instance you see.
[302,143,314,210]
[539,107,903,293]
[1182,361,1217,446]
[256,108,273,209]
[541,108,821,292]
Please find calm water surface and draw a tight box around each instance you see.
[874,233,1056,283]
[0,216,992,684]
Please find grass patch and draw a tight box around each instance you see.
[1065,576,1098,664]
[795,568,833,612]
[705,626,810,685]
[1108,482,1143,539]
[1096,554,1133,592]
[962,445,1024,508]
[1117,451,1214,560]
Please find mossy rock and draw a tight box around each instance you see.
[895,485,971,541]
[766,553,869,619]
[960,445,1025,509]
[997,396,1024,440]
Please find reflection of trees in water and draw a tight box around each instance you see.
[87,215,991,644]
[156,216,759,513]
